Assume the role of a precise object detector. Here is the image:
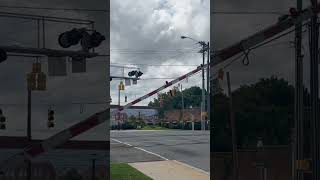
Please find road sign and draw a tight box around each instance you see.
[48,56,67,76]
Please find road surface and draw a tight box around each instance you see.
[110,130,210,172]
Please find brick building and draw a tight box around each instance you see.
[164,108,201,123]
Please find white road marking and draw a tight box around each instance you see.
[111,138,169,161]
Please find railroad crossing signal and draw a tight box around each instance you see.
[47,110,54,128]
[0,109,6,130]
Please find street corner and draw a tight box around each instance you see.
[129,160,210,180]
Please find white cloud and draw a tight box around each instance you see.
[111,0,210,106]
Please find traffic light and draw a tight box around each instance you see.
[0,109,6,130]
[0,49,7,63]
[48,110,54,128]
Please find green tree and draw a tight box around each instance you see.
[212,76,296,151]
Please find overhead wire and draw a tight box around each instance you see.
[211,11,286,15]
[0,5,109,12]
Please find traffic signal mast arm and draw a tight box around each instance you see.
[1,3,320,171]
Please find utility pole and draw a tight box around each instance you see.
[201,42,206,131]
[27,89,32,180]
[227,72,238,180]
[310,0,319,179]
[91,155,96,180]
[118,83,121,131]
[294,0,304,180]
[180,84,184,122]
[207,42,210,129]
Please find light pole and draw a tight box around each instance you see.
[180,84,185,127]
[181,36,209,131]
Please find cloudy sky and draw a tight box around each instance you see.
[110,0,209,106]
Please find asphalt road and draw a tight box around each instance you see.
[110,130,210,172]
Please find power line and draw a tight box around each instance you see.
[212,23,309,74]
[0,5,109,12]
[211,11,286,15]
[111,63,199,67]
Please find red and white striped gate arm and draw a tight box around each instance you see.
[118,64,207,111]
[210,3,320,69]
[1,3,320,172]
[0,107,109,172]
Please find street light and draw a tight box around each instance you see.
[181,35,209,131]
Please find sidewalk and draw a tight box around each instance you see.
[129,160,210,180]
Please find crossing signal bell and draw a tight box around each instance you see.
[48,110,54,128]
[0,109,6,130]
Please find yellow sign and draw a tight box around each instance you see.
[119,81,125,90]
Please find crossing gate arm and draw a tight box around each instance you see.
[211,3,319,68]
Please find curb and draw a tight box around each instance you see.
[172,160,210,176]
